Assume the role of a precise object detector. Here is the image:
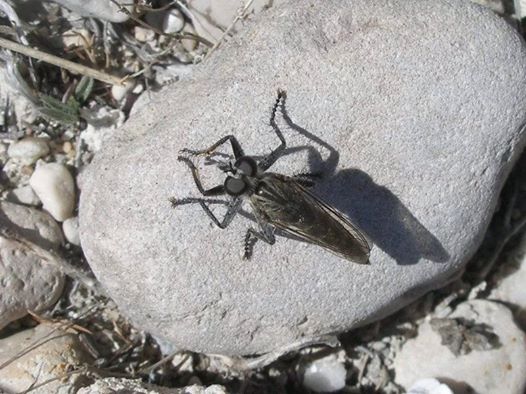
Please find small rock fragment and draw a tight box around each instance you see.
[77,378,227,394]
[51,0,131,23]
[302,354,347,393]
[7,137,49,164]
[394,300,526,394]
[62,28,91,48]
[0,324,93,394]
[30,163,76,221]
[163,9,185,33]
[6,184,41,206]
[408,378,453,394]
[134,26,155,43]
[111,80,136,102]
[63,216,80,245]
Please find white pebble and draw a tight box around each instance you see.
[29,163,75,221]
[111,80,136,102]
[7,137,49,164]
[7,184,41,206]
[134,26,155,42]
[62,216,80,245]
[408,378,453,394]
[163,8,185,34]
[303,355,347,393]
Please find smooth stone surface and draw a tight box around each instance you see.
[51,0,131,23]
[80,0,526,355]
[30,162,75,221]
[6,184,41,206]
[186,0,278,43]
[302,354,347,393]
[7,137,49,164]
[0,201,65,330]
[0,324,93,393]
[408,379,453,394]
[163,9,185,34]
[63,216,81,245]
[393,300,526,394]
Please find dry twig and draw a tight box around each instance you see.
[0,36,125,85]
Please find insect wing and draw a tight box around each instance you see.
[250,174,371,264]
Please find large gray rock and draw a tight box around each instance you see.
[79,0,526,355]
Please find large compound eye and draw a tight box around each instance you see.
[234,156,257,176]
[224,176,248,196]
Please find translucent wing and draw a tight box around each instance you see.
[249,173,371,264]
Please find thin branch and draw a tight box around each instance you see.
[204,0,255,60]
[0,37,125,85]
[19,366,89,394]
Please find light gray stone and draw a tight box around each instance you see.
[63,216,80,245]
[303,353,347,393]
[393,300,526,394]
[407,379,453,394]
[0,324,93,394]
[163,9,185,34]
[7,137,49,165]
[51,0,131,23]
[79,0,526,355]
[30,162,76,221]
[0,201,65,330]
[186,0,278,43]
[6,184,41,206]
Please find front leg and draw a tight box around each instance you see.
[177,156,225,196]
[170,197,242,229]
[243,221,276,259]
[180,134,245,160]
[258,89,287,172]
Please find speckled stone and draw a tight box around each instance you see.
[79,0,526,355]
[0,201,65,331]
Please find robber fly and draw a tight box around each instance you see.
[170,90,371,264]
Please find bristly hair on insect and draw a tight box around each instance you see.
[169,89,371,264]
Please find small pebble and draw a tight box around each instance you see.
[29,163,76,221]
[163,8,185,33]
[62,216,80,245]
[111,80,136,102]
[181,24,198,52]
[62,141,73,154]
[303,355,347,393]
[7,137,49,164]
[134,26,155,42]
[7,184,41,206]
[408,378,453,394]
[62,28,91,48]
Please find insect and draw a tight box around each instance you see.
[170,90,371,264]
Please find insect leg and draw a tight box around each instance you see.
[180,135,244,160]
[243,222,275,260]
[170,197,242,229]
[177,156,226,196]
[259,89,287,172]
